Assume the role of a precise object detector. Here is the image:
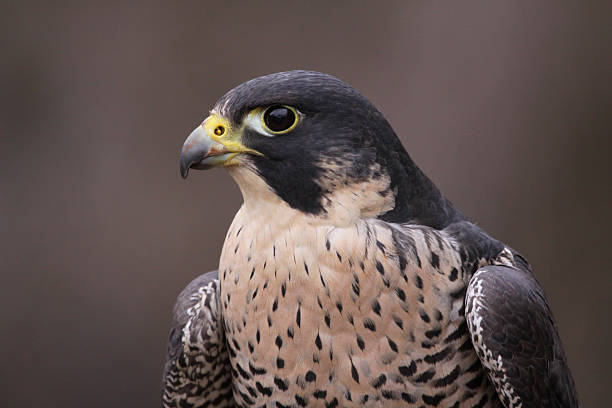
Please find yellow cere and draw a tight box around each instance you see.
[203,114,263,162]
[203,114,232,142]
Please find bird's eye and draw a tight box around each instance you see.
[262,105,298,134]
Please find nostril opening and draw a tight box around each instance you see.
[214,125,225,136]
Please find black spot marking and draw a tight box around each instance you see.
[419,309,430,323]
[422,392,445,406]
[249,362,267,376]
[356,334,365,350]
[415,275,423,289]
[325,398,338,408]
[351,280,360,296]
[415,369,435,383]
[392,315,403,329]
[363,318,376,331]
[305,370,316,382]
[395,287,406,302]
[387,337,398,353]
[236,363,251,380]
[276,358,285,369]
[281,282,287,297]
[313,390,327,399]
[324,312,331,328]
[274,376,288,391]
[315,333,322,350]
[371,374,386,388]
[434,365,460,387]
[319,274,326,288]
[430,252,440,268]
[287,326,294,339]
[325,239,330,250]
[376,260,385,275]
[425,346,452,364]
[296,306,301,327]
[425,328,441,339]
[401,393,416,403]
[444,322,467,344]
[371,299,381,316]
[398,361,417,377]
[336,252,342,262]
[336,301,343,314]
[351,360,359,383]
[272,298,278,312]
[466,372,484,389]
[255,381,272,396]
[347,314,354,325]
[382,389,397,400]
[238,390,254,405]
[449,267,458,281]
[295,395,308,407]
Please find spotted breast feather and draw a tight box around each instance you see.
[219,201,512,407]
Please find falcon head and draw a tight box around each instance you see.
[180,70,460,228]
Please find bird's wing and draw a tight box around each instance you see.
[162,270,234,408]
[466,265,579,408]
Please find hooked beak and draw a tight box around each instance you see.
[179,115,261,179]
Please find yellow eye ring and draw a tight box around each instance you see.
[261,105,299,134]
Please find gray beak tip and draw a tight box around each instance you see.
[179,153,193,179]
[179,126,214,179]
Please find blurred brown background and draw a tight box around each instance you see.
[1,1,610,407]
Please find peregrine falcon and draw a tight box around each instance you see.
[163,71,579,407]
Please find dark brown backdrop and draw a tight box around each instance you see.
[1,2,610,407]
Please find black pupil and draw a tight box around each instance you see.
[264,106,295,132]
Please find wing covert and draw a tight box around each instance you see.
[162,270,234,408]
[466,265,579,408]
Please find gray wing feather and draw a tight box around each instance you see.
[466,265,579,408]
[162,270,234,407]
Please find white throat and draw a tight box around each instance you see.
[227,163,396,228]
